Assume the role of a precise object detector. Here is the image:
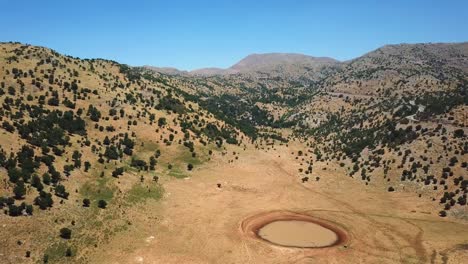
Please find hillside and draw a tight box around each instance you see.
[0,42,249,263]
[0,42,467,264]
[145,42,468,217]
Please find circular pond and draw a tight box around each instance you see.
[258,220,338,247]
[241,211,347,249]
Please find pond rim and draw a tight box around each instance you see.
[240,210,349,249]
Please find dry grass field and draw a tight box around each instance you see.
[82,144,467,264]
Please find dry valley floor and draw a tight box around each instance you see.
[89,145,468,264]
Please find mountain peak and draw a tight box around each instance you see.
[186,52,338,76]
[230,52,338,72]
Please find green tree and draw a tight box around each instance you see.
[72,150,81,160]
[65,247,73,257]
[112,167,124,178]
[8,167,22,183]
[104,146,119,160]
[149,156,157,170]
[31,174,44,191]
[103,136,110,145]
[454,129,465,138]
[8,86,15,95]
[55,184,69,199]
[158,117,167,127]
[97,200,107,209]
[8,204,22,216]
[34,191,53,210]
[42,173,51,185]
[13,181,26,199]
[84,161,91,172]
[82,198,90,207]
[25,204,33,215]
[59,227,71,239]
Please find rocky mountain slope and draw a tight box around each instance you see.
[0,42,250,262]
[145,42,468,218]
[0,41,466,263]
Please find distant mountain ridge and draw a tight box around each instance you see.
[143,66,188,75]
[145,52,339,76]
[230,53,338,72]
[146,43,468,78]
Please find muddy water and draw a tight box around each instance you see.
[258,220,338,247]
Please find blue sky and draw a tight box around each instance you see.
[1,0,467,70]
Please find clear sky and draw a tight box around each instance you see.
[1,0,467,70]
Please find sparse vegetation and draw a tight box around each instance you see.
[0,40,466,264]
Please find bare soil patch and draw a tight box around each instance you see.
[86,146,468,264]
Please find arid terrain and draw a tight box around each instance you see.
[0,42,467,264]
[89,146,467,264]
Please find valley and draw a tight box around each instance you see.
[0,41,466,264]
